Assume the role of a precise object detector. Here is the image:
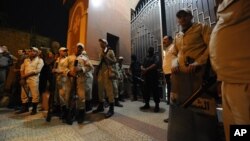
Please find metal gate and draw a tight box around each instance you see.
[131,0,162,63]
[164,0,217,37]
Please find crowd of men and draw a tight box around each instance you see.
[0,1,249,140]
[0,39,128,125]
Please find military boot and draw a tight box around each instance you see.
[154,103,160,113]
[15,103,29,114]
[77,109,85,124]
[30,103,38,115]
[92,102,104,113]
[114,98,123,107]
[140,103,150,110]
[85,100,92,112]
[60,106,68,120]
[66,108,74,125]
[105,103,114,118]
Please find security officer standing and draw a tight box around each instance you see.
[117,56,126,102]
[16,47,44,115]
[113,62,123,107]
[70,43,93,123]
[140,47,160,112]
[77,43,94,112]
[93,39,116,118]
[53,47,71,122]
[168,9,216,141]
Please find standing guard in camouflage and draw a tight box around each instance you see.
[93,39,116,118]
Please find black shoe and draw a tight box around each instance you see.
[92,102,104,113]
[164,118,168,123]
[118,96,125,102]
[140,103,150,110]
[105,110,114,118]
[119,99,125,102]
[52,105,61,117]
[60,106,67,120]
[154,103,160,113]
[105,103,114,118]
[30,103,38,115]
[15,103,29,114]
[15,108,29,114]
[30,110,37,115]
[65,108,74,125]
[115,98,123,107]
[114,103,123,107]
[77,109,85,124]
[85,100,92,112]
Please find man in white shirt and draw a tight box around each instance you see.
[162,35,174,122]
[16,47,44,115]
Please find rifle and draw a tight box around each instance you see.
[96,48,110,76]
[46,62,58,122]
[180,76,217,108]
[181,58,217,108]
[66,59,78,125]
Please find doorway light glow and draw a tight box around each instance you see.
[91,0,103,8]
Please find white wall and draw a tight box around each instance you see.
[129,0,140,10]
[86,0,131,64]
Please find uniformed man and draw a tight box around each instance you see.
[140,47,160,112]
[70,42,94,123]
[53,47,71,122]
[167,9,216,141]
[117,56,126,102]
[93,39,116,118]
[16,47,44,115]
[76,43,94,112]
[113,62,123,107]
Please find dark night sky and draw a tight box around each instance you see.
[0,0,72,45]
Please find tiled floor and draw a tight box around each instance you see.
[0,100,169,141]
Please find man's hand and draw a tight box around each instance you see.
[141,67,147,75]
[52,68,58,73]
[186,62,199,73]
[21,72,36,79]
[52,69,62,74]
[171,58,179,74]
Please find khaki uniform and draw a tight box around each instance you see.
[171,23,211,69]
[80,53,94,101]
[168,23,217,141]
[113,63,119,98]
[20,56,44,103]
[98,48,116,103]
[71,52,93,110]
[209,1,250,141]
[117,63,125,97]
[55,56,71,107]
